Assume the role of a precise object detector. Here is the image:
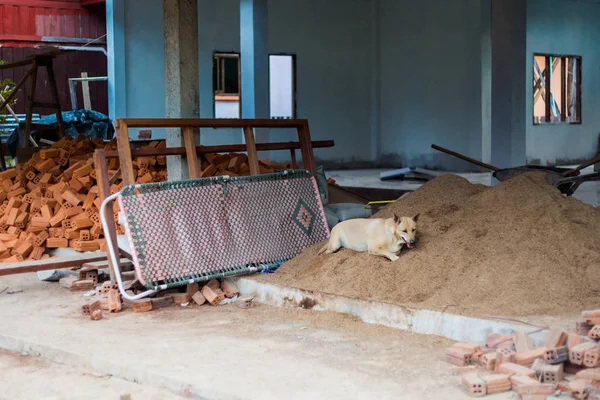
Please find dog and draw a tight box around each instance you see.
[318,213,419,261]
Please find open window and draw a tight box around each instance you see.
[269,54,296,119]
[213,52,241,118]
[212,52,296,119]
[533,54,581,125]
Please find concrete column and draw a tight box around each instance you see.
[490,0,527,169]
[240,0,269,146]
[164,0,200,181]
[106,0,126,123]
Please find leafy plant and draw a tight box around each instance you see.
[0,60,18,125]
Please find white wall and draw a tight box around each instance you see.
[526,0,600,165]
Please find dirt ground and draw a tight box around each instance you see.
[0,273,514,400]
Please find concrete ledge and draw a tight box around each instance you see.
[236,278,547,346]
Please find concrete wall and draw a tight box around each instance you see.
[526,0,600,165]
[123,0,165,139]
[113,0,600,170]
[378,0,484,171]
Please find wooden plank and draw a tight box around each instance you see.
[114,120,136,185]
[23,64,38,149]
[182,126,201,178]
[0,253,107,277]
[44,58,65,138]
[290,149,298,169]
[93,149,117,282]
[298,121,317,176]
[102,140,335,158]
[117,118,307,129]
[243,126,260,176]
[81,72,91,110]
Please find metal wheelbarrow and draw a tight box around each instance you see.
[431,144,600,196]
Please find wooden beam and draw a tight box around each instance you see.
[102,140,335,158]
[117,118,307,129]
[243,127,260,175]
[182,126,201,178]
[0,254,107,277]
[114,120,136,185]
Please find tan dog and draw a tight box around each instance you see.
[318,214,419,261]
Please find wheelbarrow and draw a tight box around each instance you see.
[431,144,600,196]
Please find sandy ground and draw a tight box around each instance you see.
[0,349,184,400]
[0,273,514,400]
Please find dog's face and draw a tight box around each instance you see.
[393,213,419,249]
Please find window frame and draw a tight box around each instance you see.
[212,51,297,119]
[533,53,582,126]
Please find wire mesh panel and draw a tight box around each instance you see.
[118,170,329,289]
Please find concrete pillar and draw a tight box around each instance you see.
[164,0,200,181]
[490,0,527,169]
[106,0,126,123]
[240,0,269,146]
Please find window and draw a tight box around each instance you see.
[269,54,296,119]
[212,52,296,119]
[533,54,581,125]
[213,52,241,118]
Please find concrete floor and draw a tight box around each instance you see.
[327,168,600,207]
[0,273,514,400]
[0,350,183,400]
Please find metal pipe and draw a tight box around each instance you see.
[100,191,159,301]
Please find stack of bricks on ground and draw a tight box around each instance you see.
[67,267,241,320]
[0,135,292,263]
[446,309,600,399]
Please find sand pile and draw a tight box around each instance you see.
[258,172,600,316]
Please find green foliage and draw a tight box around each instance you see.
[0,60,17,124]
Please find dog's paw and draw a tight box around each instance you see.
[389,255,400,262]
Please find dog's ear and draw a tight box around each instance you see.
[393,214,400,223]
[412,213,420,223]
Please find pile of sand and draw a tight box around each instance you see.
[258,173,600,316]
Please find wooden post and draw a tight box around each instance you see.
[24,63,38,149]
[45,57,65,138]
[243,126,260,175]
[182,126,201,178]
[81,72,92,110]
[93,150,119,282]
[115,120,136,185]
[298,121,317,176]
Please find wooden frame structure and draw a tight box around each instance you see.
[96,117,330,282]
[113,118,319,184]
[0,51,66,147]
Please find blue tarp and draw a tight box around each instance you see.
[6,109,114,157]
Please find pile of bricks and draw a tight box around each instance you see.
[0,136,170,263]
[197,152,291,178]
[0,134,291,263]
[77,272,241,319]
[447,309,600,399]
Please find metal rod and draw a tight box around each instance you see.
[100,191,159,301]
[431,144,500,172]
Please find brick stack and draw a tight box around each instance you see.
[0,136,169,263]
[447,308,600,399]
